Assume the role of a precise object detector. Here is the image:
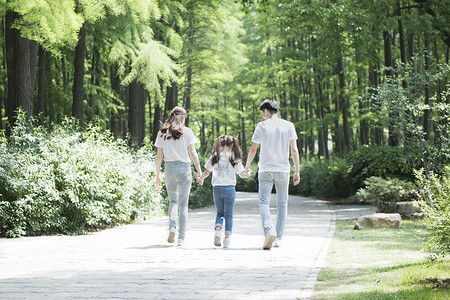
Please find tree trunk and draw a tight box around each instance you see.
[62,56,68,91]
[5,10,38,131]
[128,80,145,147]
[408,34,414,60]
[37,45,46,123]
[72,24,86,125]
[336,55,351,152]
[290,73,302,158]
[384,30,400,146]
[356,53,369,145]
[424,36,431,141]
[152,103,162,143]
[333,82,342,154]
[239,97,247,159]
[185,66,192,127]
[166,81,178,112]
[110,65,124,138]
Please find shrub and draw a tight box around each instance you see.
[415,168,450,255]
[290,158,353,199]
[0,113,164,237]
[346,145,421,191]
[355,176,419,205]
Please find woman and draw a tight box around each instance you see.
[155,107,202,246]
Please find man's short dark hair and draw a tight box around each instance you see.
[259,99,278,113]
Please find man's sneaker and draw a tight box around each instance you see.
[223,237,231,248]
[274,238,282,247]
[214,229,222,247]
[177,239,184,246]
[167,227,176,243]
[263,232,276,250]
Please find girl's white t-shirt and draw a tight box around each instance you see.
[205,152,245,186]
[155,127,197,163]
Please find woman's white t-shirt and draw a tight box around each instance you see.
[155,127,197,163]
[204,152,245,186]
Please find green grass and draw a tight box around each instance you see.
[312,219,450,299]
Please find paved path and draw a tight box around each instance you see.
[0,192,374,300]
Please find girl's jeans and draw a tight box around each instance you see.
[165,161,192,240]
[258,171,289,239]
[213,186,236,235]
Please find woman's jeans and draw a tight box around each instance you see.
[258,171,289,239]
[165,161,192,240]
[213,186,236,235]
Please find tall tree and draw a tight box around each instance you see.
[72,24,85,124]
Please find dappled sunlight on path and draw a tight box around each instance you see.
[0,192,374,299]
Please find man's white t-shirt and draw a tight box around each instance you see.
[204,152,245,186]
[251,115,297,173]
[155,127,197,163]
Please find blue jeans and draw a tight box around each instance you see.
[165,161,192,240]
[258,171,289,239]
[213,186,236,235]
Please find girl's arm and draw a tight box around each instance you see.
[155,147,164,189]
[196,170,211,185]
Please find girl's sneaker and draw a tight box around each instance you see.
[223,237,230,248]
[214,229,222,247]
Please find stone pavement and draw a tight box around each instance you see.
[0,192,375,300]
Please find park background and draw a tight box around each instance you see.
[0,0,449,257]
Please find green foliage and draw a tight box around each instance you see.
[314,219,450,299]
[290,158,352,200]
[415,168,450,255]
[356,176,419,205]
[372,57,450,174]
[0,113,164,238]
[346,145,421,190]
[289,146,422,200]
[6,0,83,52]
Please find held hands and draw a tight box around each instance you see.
[196,176,204,185]
[239,169,252,179]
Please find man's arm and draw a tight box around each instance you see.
[290,139,300,186]
[245,142,259,173]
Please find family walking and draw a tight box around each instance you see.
[155,99,300,249]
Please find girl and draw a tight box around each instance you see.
[197,135,249,248]
[155,107,202,246]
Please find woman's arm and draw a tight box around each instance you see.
[196,170,211,185]
[188,144,202,177]
[155,147,164,189]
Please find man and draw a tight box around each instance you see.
[245,99,300,249]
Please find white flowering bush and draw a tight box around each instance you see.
[0,113,164,237]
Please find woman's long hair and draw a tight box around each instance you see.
[210,135,242,167]
[159,107,186,140]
